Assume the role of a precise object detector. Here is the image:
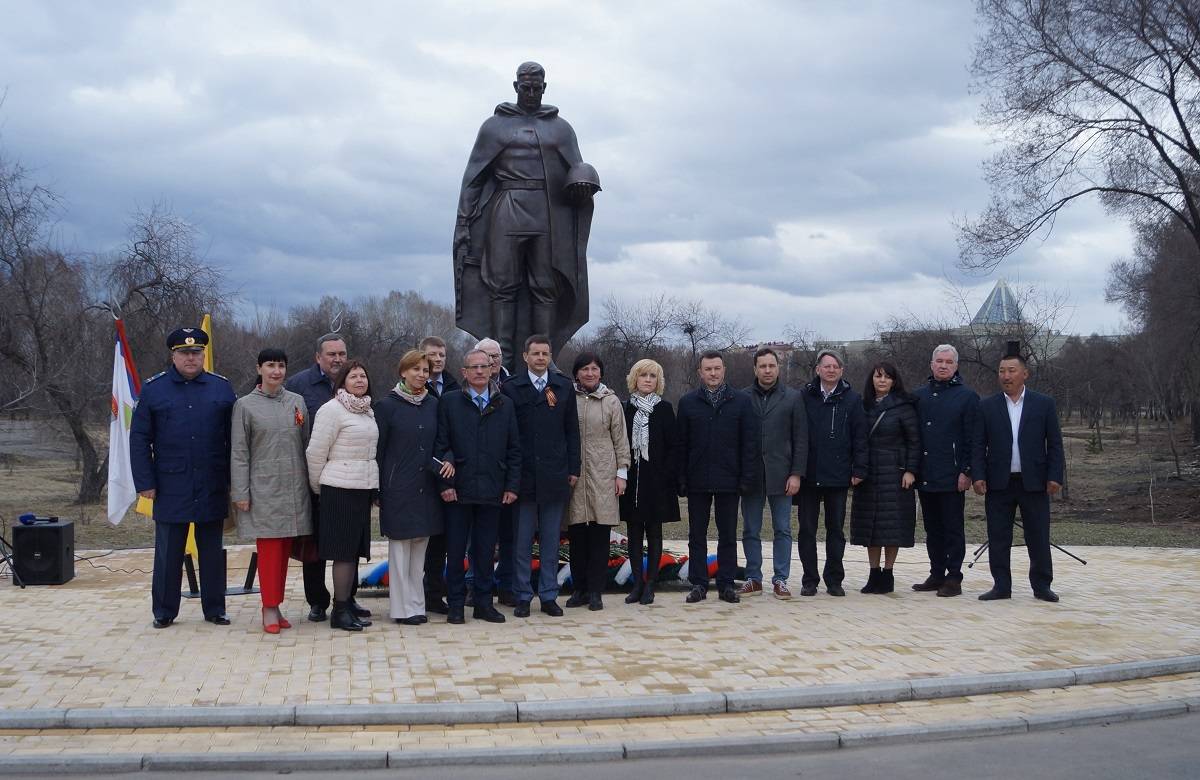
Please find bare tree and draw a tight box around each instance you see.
[962,0,1200,271]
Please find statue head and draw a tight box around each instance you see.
[514,61,546,111]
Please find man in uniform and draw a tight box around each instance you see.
[130,327,236,628]
[454,61,599,373]
[284,333,370,625]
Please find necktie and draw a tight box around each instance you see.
[535,377,546,393]
[476,395,486,412]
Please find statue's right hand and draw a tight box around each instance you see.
[453,224,470,255]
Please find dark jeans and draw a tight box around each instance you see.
[796,485,848,588]
[626,517,663,586]
[687,492,738,593]
[567,522,611,595]
[984,481,1053,594]
[918,490,966,584]
[152,519,225,621]
[445,503,500,609]
[423,532,447,601]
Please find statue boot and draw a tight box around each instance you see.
[491,300,517,373]
[531,301,556,342]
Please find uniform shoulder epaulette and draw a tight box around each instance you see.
[207,371,230,382]
[144,371,167,384]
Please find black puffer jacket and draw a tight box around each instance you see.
[912,372,978,492]
[850,394,921,547]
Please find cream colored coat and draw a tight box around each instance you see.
[567,384,631,527]
[306,396,379,493]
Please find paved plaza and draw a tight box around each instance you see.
[0,543,1197,761]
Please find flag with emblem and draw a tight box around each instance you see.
[107,319,141,525]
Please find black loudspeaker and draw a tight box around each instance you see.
[12,520,74,585]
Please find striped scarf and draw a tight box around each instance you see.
[629,392,661,462]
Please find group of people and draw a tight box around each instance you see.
[128,327,1066,634]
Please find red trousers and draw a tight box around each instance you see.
[256,537,293,608]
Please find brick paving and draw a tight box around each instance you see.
[2,544,1197,709]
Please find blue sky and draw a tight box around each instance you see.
[0,1,1131,340]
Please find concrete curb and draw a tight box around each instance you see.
[0,700,1191,774]
[1,654,1196,732]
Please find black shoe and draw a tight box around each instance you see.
[861,568,882,594]
[330,602,363,631]
[719,587,740,604]
[473,605,507,623]
[624,581,644,604]
[588,593,603,611]
[565,592,589,608]
[1033,589,1059,603]
[912,576,944,592]
[308,605,328,622]
[685,587,706,603]
[826,585,846,597]
[639,583,656,605]
[426,598,449,615]
[348,599,372,618]
[937,581,962,597]
[393,616,423,626]
[447,606,465,624]
[204,614,231,625]
[878,569,895,594]
[799,584,818,597]
[352,614,372,627]
[540,599,564,617]
[152,617,173,629]
[414,615,428,624]
[978,588,1012,601]
[498,590,517,607]
[513,601,531,618]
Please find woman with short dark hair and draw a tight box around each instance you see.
[565,352,630,610]
[231,348,312,634]
[306,359,378,630]
[850,361,921,594]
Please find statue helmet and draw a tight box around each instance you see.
[564,162,601,192]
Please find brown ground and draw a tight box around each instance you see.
[0,420,1196,551]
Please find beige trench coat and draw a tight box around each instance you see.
[567,384,631,527]
[230,388,313,540]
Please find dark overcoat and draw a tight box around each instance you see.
[374,391,443,540]
[619,399,682,525]
[912,373,979,492]
[850,394,921,547]
[745,382,808,495]
[500,371,581,504]
[284,363,334,424]
[799,379,869,489]
[129,365,236,524]
[674,385,758,495]
[434,388,522,505]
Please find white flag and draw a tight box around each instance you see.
[106,327,139,525]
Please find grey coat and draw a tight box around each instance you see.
[230,388,313,540]
[745,382,809,496]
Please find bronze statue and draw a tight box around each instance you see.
[454,61,599,371]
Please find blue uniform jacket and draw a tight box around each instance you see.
[501,371,581,504]
[972,389,1065,491]
[912,373,979,492]
[129,365,237,524]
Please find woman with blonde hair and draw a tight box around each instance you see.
[374,349,454,624]
[618,358,680,605]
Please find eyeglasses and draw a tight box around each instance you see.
[465,364,491,371]
[484,353,501,361]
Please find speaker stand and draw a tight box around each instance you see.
[182,549,259,598]
[0,532,25,589]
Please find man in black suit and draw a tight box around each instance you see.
[419,335,460,615]
[972,345,1065,602]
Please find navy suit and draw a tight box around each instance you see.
[501,370,580,604]
[972,388,1065,594]
[130,365,236,622]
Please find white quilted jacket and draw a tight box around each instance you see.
[306,397,380,492]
